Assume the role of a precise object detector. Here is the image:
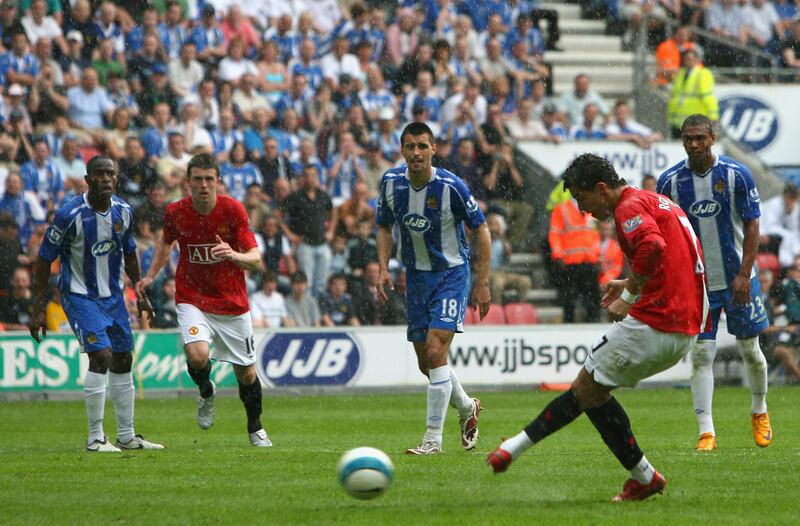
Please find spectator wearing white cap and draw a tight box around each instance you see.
[59,30,89,88]
[3,84,33,135]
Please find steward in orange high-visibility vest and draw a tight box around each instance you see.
[548,198,600,265]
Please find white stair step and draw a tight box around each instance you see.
[541,2,581,19]
[552,81,633,98]
[526,289,559,302]
[559,34,621,53]
[557,18,605,35]
[534,306,564,324]
[546,50,637,66]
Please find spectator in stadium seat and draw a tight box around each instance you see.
[396,41,435,95]
[641,174,658,192]
[281,164,335,298]
[92,38,125,87]
[190,4,226,65]
[256,214,295,281]
[220,141,263,203]
[371,107,402,164]
[134,183,166,231]
[217,38,258,89]
[32,37,64,87]
[128,33,167,95]
[118,137,157,210]
[274,73,313,121]
[289,37,325,92]
[67,67,115,130]
[666,49,718,139]
[570,103,608,141]
[759,183,800,269]
[478,38,513,89]
[285,270,322,327]
[363,140,393,196]
[156,131,191,202]
[168,42,203,100]
[319,273,360,327]
[250,270,291,329]
[441,100,480,146]
[336,182,376,239]
[0,2,23,50]
[2,31,39,88]
[759,268,800,384]
[232,73,270,125]
[0,172,45,246]
[321,34,361,90]
[779,18,800,72]
[605,100,663,148]
[506,99,550,142]
[59,30,89,89]
[0,213,25,295]
[62,0,95,62]
[347,219,378,274]
[220,5,259,53]
[705,0,749,68]
[92,2,126,64]
[451,138,488,209]
[210,108,244,163]
[485,143,535,251]
[385,8,420,69]
[257,40,290,108]
[351,260,383,325]
[140,102,173,163]
[541,103,568,143]
[20,139,63,209]
[256,137,292,198]
[0,266,33,330]
[442,78,487,126]
[138,62,180,119]
[327,131,366,206]
[486,213,531,304]
[53,135,86,198]
[4,83,33,135]
[28,63,69,127]
[558,74,609,128]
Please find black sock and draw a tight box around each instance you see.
[238,377,263,434]
[187,361,214,398]
[585,397,643,470]
[523,389,584,444]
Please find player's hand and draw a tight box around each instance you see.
[377,269,394,304]
[29,311,47,343]
[135,276,153,297]
[606,297,631,322]
[211,235,235,261]
[135,290,155,320]
[601,279,626,309]
[472,281,491,320]
[731,274,751,308]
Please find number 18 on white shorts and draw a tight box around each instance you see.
[177,303,257,366]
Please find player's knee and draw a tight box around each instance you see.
[88,348,112,373]
[109,352,132,374]
[736,337,765,366]
[691,340,716,371]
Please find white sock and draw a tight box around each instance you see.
[108,371,135,443]
[84,371,107,444]
[500,431,534,460]
[736,337,768,414]
[630,455,655,484]
[691,340,716,436]
[422,365,452,445]
[448,368,473,418]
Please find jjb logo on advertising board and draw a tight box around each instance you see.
[257,332,362,386]
[718,94,778,153]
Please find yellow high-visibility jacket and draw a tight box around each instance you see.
[667,65,719,128]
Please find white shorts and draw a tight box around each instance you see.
[583,316,697,388]
[177,303,256,366]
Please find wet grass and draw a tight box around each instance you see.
[0,386,797,525]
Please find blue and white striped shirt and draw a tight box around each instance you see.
[658,154,761,292]
[220,162,263,202]
[39,194,137,299]
[377,166,485,272]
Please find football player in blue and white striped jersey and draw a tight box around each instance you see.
[376,122,492,455]
[658,114,771,451]
[30,156,162,453]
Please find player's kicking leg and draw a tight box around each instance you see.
[487,369,664,501]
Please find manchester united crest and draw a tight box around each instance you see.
[188,326,199,336]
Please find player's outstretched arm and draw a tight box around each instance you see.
[29,258,51,342]
[376,225,395,304]
[471,222,492,320]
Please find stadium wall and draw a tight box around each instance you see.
[0,326,737,394]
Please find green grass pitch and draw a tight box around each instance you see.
[1,386,798,525]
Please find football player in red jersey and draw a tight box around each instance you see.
[136,153,271,447]
[488,153,709,501]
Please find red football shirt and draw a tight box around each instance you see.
[163,195,258,315]
[614,187,709,335]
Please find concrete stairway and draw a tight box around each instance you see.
[541,2,638,99]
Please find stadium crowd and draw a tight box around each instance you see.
[0,0,798,382]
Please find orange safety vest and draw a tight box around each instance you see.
[599,237,624,285]
[548,200,600,265]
